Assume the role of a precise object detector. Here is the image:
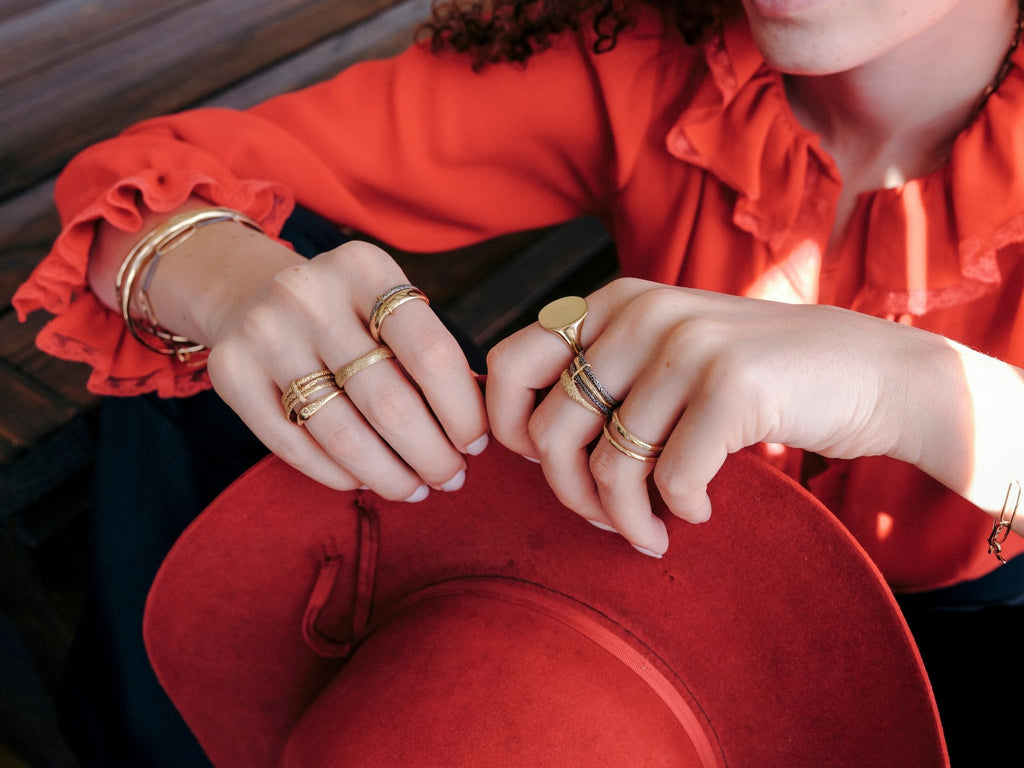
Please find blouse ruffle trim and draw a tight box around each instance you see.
[12,170,293,398]
[669,17,1024,316]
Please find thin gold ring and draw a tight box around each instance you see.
[610,409,665,454]
[295,389,344,426]
[369,285,429,342]
[334,346,396,389]
[602,422,658,463]
[559,369,603,416]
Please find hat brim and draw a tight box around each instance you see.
[144,444,947,767]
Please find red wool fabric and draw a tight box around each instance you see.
[144,445,948,767]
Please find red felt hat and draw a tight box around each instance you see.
[144,444,948,767]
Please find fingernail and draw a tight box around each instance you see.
[466,434,489,456]
[524,456,541,464]
[588,520,617,532]
[632,544,664,559]
[438,470,466,492]
[358,485,369,491]
[404,484,430,503]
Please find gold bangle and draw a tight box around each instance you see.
[114,207,263,362]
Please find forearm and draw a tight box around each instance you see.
[87,198,304,347]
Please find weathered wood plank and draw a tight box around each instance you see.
[0,0,205,86]
[0,0,44,24]
[0,361,81,463]
[0,0,429,314]
[0,310,97,410]
[0,0,410,199]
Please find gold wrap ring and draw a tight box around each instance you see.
[282,368,342,424]
[369,284,429,343]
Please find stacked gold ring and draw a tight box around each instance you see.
[281,368,343,424]
[567,352,620,417]
[369,284,430,343]
[603,408,665,463]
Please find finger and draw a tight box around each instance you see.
[207,347,362,491]
[486,323,568,459]
[335,342,469,492]
[371,296,489,456]
[528,389,609,523]
[654,388,734,524]
[588,414,671,556]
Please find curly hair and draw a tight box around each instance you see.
[420,0,727,69]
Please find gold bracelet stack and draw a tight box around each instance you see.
[114,206,263,362]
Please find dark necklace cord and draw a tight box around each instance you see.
[967,0,1024,125]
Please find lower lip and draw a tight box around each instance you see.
[745,0,821,17]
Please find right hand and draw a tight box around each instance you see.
[206,239,489,501]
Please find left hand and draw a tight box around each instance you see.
[485,277,929,556]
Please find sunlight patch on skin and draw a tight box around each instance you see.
[744,238,823,304]
[948,336,1024,533]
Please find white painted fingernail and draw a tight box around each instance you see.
[404,484,430,503]
[524,456,541,464]
[466,434,489,456]
[632,544,664,559]
[358,485,369,491]
[439,470,466,492]
[588,520,617,532]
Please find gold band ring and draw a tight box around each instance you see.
[282,368,335,418]
[559,369,604,416]
[295,389,344,426]
[539,296,588,355]
[334,345,396,389]
[602,422,658,463]
[610,409,665,454]
[369,285,429,343]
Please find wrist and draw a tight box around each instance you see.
[889,327,1024,517]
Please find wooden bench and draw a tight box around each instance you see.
[0,2,615,763]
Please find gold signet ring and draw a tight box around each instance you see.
[538,296,588,354]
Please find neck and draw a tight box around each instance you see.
[784,1,1019,184]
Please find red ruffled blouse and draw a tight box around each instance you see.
[15,12,1024,590]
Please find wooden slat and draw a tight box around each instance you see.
[0,0,205,86]
[0,0,429,314]
[0,311,97,410]
[0,362,81,463]
[0,0,409,199]
[0,0,43,23]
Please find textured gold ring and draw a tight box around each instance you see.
[610,409,665,454]
[559,369,603,416]
[569,354,619,416]
[281,368,335,418]
[369,285,429,342]
[602,422,658,463]
[334,346,396,389]
[539,296,588,355]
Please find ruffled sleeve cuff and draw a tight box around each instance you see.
[12,139,293,398]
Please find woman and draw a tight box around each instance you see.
[15,0,1024,762]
